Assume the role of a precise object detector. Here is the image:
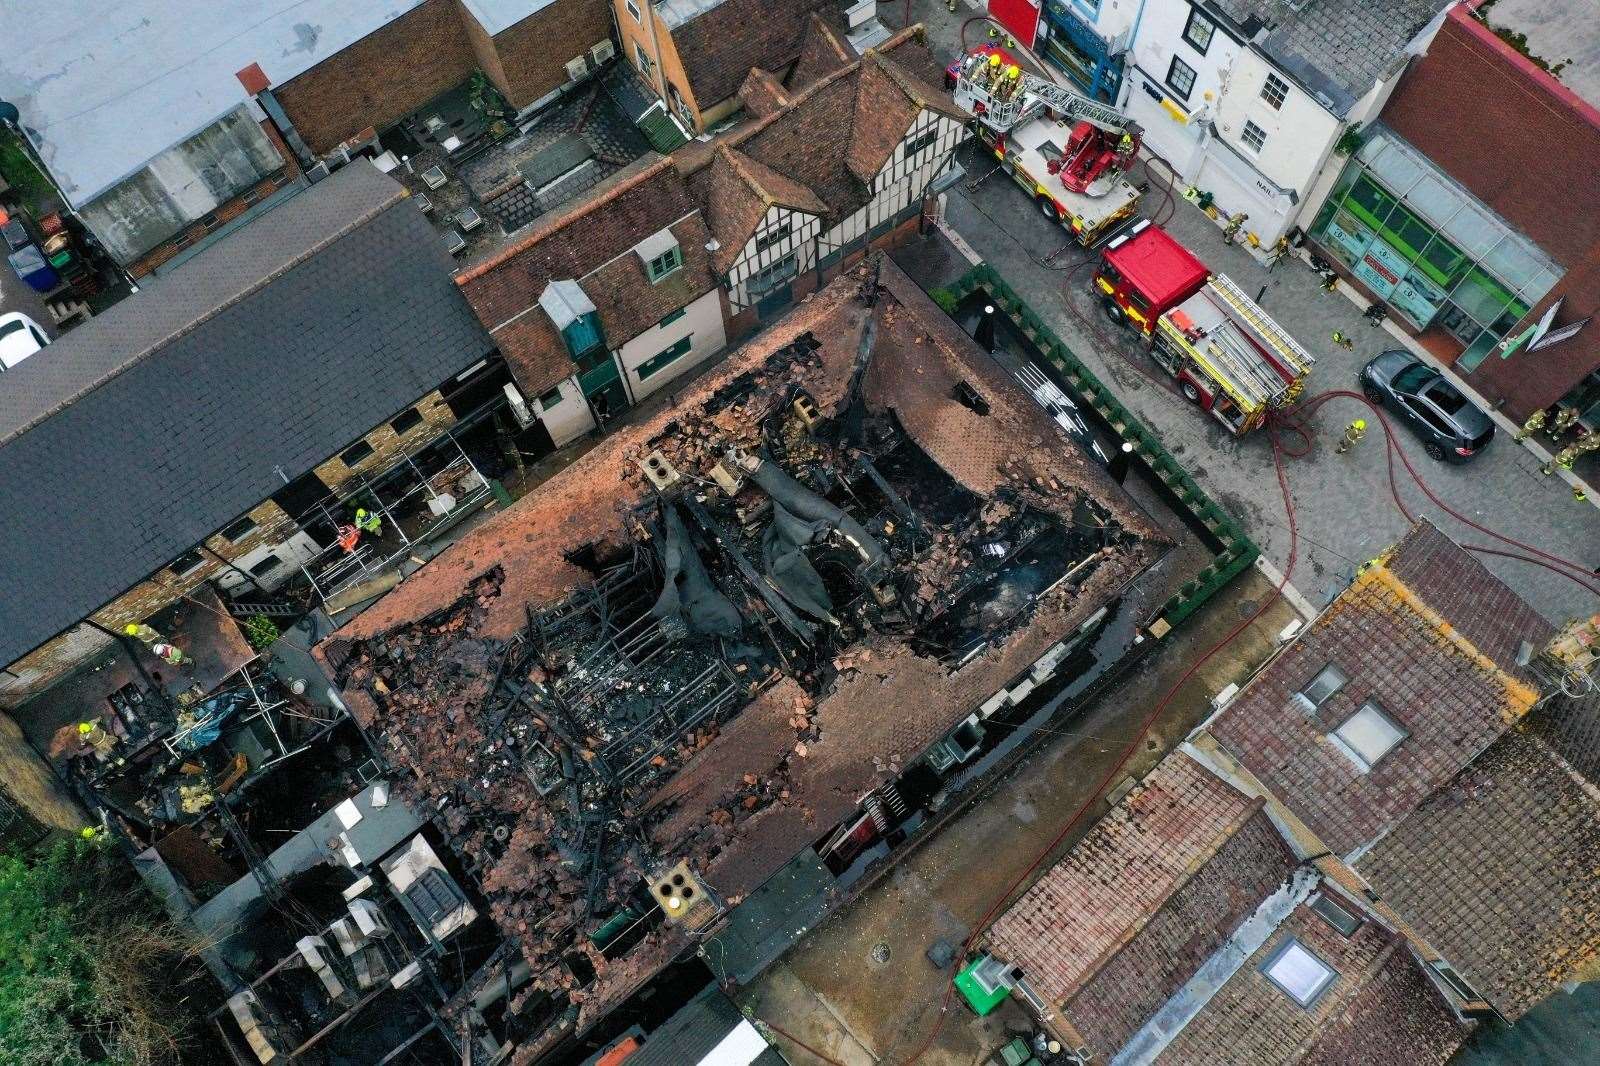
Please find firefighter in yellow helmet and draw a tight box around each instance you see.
[123,622,163,645]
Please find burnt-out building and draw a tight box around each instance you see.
[307,258,1186,1060]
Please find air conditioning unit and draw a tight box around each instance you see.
[591,39,616,65]
[566,56,590,82]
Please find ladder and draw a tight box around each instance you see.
[1209,273,1315,377]
[1203,322,1287,409]
[954,54,1134,135]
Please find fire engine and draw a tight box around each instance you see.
[947,46,1143,246]
[1094,219,1316,435]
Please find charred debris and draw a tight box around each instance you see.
[329,268,1146,1054]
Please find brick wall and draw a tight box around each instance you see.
[313,391,458,495]
[613,0,705,129]
[276,0,477,155]
[459,0,513,95]
[484,0,614,110]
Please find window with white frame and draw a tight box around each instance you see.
[634,42,653,78]
[1261,73,1289,110]
[1330,701,1407,771]
[625,0,641,22]
[1297,663,1348,711]
[1166,56,1197,101]
[1241,120,1268,153]
[1182,8,1215,54]
[1261,940,1337,1007]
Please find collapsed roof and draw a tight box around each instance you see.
[318,258,1167,1052]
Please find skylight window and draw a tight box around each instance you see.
[1297,662,1347,711]
[1261,939,1337,1006]
[1330,701,1407,772]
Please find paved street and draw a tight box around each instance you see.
[934,165,1600,623]
[887,0,1599,626]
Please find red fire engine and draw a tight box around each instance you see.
[1094,220,1316,434]
[947,46,1144,245]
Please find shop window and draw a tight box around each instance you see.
[1241,120,1267,153]
[1381,204,1434,264]
[1165,57,1197,100]
[1182,8,1215,54]
[1345,175,1399,231]
[1417,235,1467,289]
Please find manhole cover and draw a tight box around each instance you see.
[871,943,891,964]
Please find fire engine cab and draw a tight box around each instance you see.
[1095,220,1316,435]
[947,47,1143,246]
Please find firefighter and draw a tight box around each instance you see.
[355,507,382,537]
[1513,407,1549,442]
[1577,484,1590,503]
[1331,330,1354,350]
[78,721,117,759]
[123,622,163,645]
[1541,444,1579,476]
[1335,419,1366,454]
[983,51,1002,90]
[1002,64,1023,102]
[1222,212,1248,245]
[1118,131,1136,155]
[1551,406,1580,437]
[150,642,187,667]
[337,523,360,552]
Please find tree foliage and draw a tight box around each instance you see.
[0,839,206,1066]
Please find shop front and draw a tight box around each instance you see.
[1309,129,1562,372]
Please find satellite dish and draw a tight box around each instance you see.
[0,100,18,125]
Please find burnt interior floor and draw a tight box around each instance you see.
[321,260,1170,1058]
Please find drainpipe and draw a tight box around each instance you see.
[257,88,316,170]
[1115,0,1152,110]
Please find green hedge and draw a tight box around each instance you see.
[946,264,1260,632]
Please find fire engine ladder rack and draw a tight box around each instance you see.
[1204,324,1288,409]
[1210,274,1316,376]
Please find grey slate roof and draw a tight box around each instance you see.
[0,161,494,669]
[1208,0,1450,116]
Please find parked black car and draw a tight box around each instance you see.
[1360,351,1494,462]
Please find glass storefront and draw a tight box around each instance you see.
[1310,130,1561,371]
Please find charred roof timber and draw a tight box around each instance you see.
[320,258,1169,1059]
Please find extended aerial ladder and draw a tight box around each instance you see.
[947,46,1144,243]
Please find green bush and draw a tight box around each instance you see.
[928,287,960,315]
[0,840,206,1066]
[241,614,280,651]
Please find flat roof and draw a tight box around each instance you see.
[1464,0,1600,114]
[0,0,548,207]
